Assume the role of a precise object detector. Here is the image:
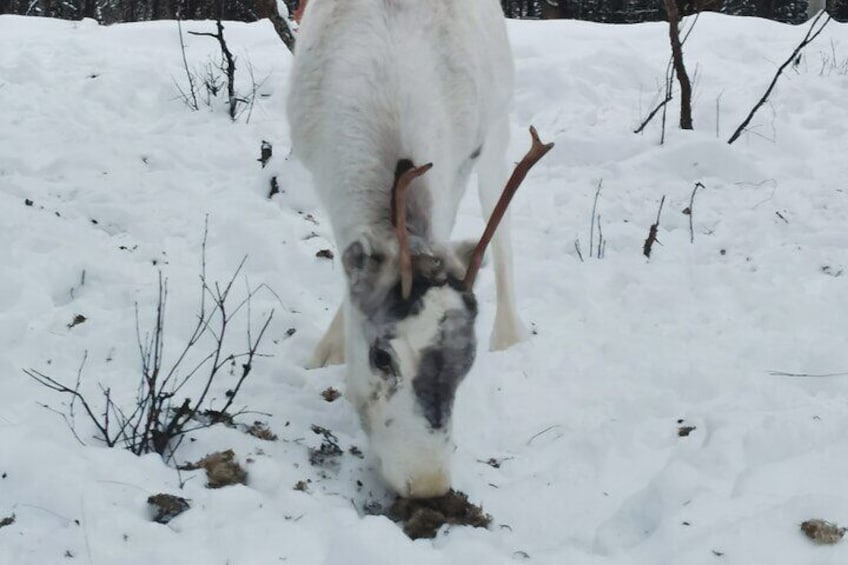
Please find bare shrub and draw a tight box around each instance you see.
[176,19,268,122]
[26,226,275,462]
[728,11,832,144]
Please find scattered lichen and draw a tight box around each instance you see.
[308,425,342,468]
[246,421,278,441]
[801,519,846,545]
[147,494,190,524]
[388,489,491,539]
[179,449,247,488]
[321,387,341,402]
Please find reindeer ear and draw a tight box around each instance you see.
[343,237,393,311]
[342,239,384,284]
[342,240,368,278]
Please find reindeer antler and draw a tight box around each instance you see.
[463,126,554,290]
[391,160,433,300]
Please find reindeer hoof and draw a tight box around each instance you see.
[489,315,529,351]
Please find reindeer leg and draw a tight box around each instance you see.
[476,118,529,351]
[306,304,345,368]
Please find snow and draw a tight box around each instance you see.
[1,11,848,565]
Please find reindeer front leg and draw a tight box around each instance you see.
[473,122,554,351]
[306,304,345,368]
[475,118,527,351]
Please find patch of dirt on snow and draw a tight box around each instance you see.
[388,489,492,539]
[147,494,190,524]
[321,387,341,402]
[179,449,247,488]
[308,425,343,468]
[246,421,278,441]
[194,410,277,441]
[677,426,696,437]
[67,314,87,329]
[801,519,846,545]
[676,419,696,437]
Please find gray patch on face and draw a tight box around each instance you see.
[344,234,479,429]
[346,237,470,333]
[412,305,477,430]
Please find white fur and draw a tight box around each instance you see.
[287,0,526,496]
[347,287,467,497]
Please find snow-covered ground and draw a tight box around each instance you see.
[2,11,848,565]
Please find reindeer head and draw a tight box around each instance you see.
[341,128,553,498]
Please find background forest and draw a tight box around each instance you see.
[3,0,848,558]
[1,0,846,26]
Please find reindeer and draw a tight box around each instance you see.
[286,0,552,498]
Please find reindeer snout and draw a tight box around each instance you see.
[406,469,451,499]
[375,436,453,499]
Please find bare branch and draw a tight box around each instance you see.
[27,220,274,460]
[36,403,85,446]
[768,370,848,377]
[590,180,602,257]
[684,181,705,244]
[635,13,699,135]
[574,239,584,263]
[188,20,239,120]
[25,366,111,445]
[596,215,604,259]
[728,11,831,145]
[176,19,198,110]
[255,0,296,53]
[219,311,274,416]
[643,195,666,258]
[634,94,673,134]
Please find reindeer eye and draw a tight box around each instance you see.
[370,346,394,373]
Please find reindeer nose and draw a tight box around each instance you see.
[406,470,451,499]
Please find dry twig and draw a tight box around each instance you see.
[768,370,848,377]
[189,19,239,120]
[643,195,666,258]
[590,180,602,257]
[176,19,198,110]
[26,221,274,462]
[683,182,705,243]
[728,11,831,145]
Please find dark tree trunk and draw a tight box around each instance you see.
[663,0,693,130]
[255,0,296,53]
[541,0,570,18]
[756,0,776,18]
[82,0,96,19]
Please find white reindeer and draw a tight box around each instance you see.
[286,0,552,498]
